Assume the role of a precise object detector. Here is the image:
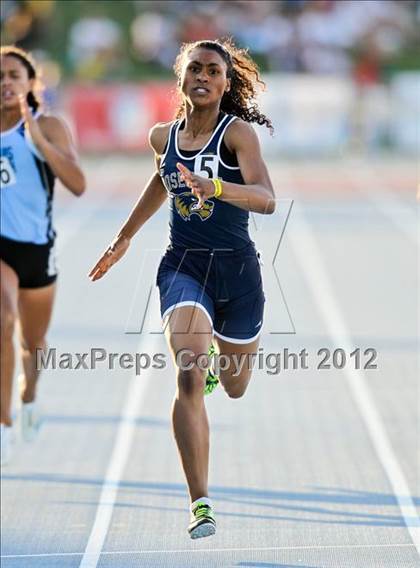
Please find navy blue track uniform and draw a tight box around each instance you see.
[156,112,265,343]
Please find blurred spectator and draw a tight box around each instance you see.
[176,10,222,45]
[68,11,123,80]
[226,1,294,70]
[131,11,176,68]
[1,0,54,47]
[297,0,353,74]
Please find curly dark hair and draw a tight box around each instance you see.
[173,38,273,133]
[0,45,42,111]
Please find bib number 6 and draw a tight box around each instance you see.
[0,156,17,188]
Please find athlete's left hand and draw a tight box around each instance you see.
[18,92,45,148]
[176,162,215,209]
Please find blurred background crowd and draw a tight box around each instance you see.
[2,0,419,83]
[1,0,419,154]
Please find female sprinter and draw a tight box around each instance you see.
[0,46,86,464]
[89,39,275,539]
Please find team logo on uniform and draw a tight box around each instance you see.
[174,192,214,221]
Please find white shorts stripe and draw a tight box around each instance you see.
[162,301,214,329]
[213,328,262,344]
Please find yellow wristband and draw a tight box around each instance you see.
[211,178,223,198]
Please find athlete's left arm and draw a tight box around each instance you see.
[222,120,275,214]
[18,94,86,195]
[37,115,86,195]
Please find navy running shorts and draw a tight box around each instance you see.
[156,242,265,344]
[0,235,57,288]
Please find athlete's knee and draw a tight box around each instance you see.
[20,336,47,355]
[176,366,206,397]
[226,387,247,399]
[223,379,250,399]
[0,302,17,342]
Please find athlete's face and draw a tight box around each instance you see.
[181,48,231,108]
[0,56,34,110]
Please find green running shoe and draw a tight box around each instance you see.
[204,343,219,395]
[188,502,216,539]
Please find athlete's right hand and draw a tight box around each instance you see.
[88,236,131,281]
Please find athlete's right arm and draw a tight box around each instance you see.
[89,123,170,282]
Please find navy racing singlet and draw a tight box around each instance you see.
[159,113,251,251]
[0,114,56,244]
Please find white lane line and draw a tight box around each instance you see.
[344,160,418,247]
[2,542,417,559]
[78,333,158,568]
[287,199,420,556]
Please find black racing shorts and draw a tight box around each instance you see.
[156,241,265,344]
[0,235,58,288]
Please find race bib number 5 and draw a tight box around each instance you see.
[1,156,17,188]
[194,154,219,179]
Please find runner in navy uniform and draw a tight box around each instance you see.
[0,46,86,464]
[90,39,275,539]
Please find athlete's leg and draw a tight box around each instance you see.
[164,305,213,503]
[17,283,56,403]
[214,336,260,399]
[0,261,19,426]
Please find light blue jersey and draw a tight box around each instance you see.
[0,115,55,244]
